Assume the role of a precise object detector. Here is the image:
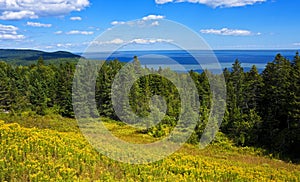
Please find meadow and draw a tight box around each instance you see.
[0,113,299,181]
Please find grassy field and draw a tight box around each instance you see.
[0,114,299,181]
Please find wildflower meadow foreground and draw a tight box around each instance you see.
[0,114,299,181]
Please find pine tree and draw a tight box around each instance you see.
[259,54,294,154]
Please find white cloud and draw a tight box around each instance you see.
[111,15,165,27]
[0,24,25,40]
[55,31,63,34]
[66,30,94,35]
[90,38,124,45]
[130,38,172,44]
[142,15,165,21]
[0,24,18,33]
[56,43,74,48]
[200,28,259,36]
[70,16,82,21]
[293,43,300,46]
[105,38,125,45]
[44,42,80,49]
[156,0,174,4]
[111,21,126,26]
[90,38,173,45]
[26,22,52,28]
[155,0,266,8]
[0,34,25,40]
[0,0,90,20]
[0,10,38,20]
[151,21,160,26]
[109,38,125,44]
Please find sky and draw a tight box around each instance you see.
[0,0,300,53]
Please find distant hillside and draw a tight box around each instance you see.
[0,49,82,62]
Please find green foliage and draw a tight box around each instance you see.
[259,54,300,160]
[0,52,300,161]
[0,49,81,65]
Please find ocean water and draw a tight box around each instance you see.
[83,50,299,73]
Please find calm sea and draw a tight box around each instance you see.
[83,50,299,73]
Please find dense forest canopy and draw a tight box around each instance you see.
[0,49,81,65]
[0,52,299,162]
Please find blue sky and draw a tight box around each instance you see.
[0,0,299,52]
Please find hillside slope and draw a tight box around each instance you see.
[0,49,81,62]
[0,115,299,181]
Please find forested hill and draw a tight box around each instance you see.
[0,49,81,64]
[0,53,299,162]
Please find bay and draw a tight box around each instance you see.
[83,50,298,73]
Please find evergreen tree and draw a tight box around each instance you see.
[259,54,294,155]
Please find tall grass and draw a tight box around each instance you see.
[0,115,299,181]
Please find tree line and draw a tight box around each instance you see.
[0,53,299,161]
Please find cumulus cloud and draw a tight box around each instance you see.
[0,0,90,20]
[66,30,94,35]
[155,0,266,8]
[111,15,165,27]
[0,10,38,20]
[27,22,52,28]
[0,24,25,40]
[70,16,82,21]
[293,43,300,46]
[200,28,259,36]
[142,15,165,21]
